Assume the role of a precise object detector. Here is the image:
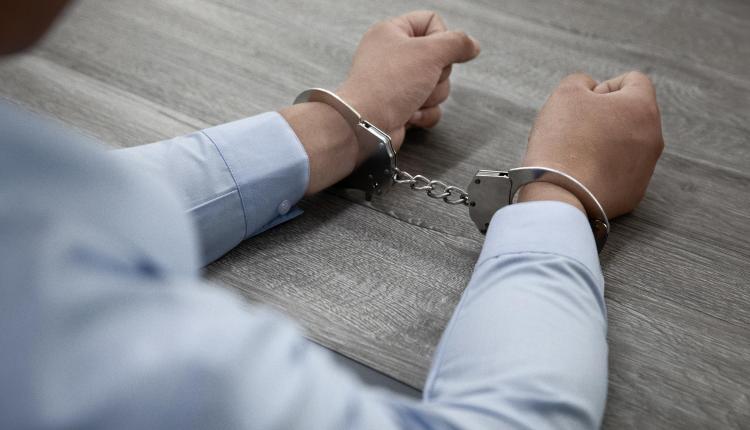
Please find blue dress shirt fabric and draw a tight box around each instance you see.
[0,100,607,429]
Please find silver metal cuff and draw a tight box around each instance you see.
[467,166,610,252]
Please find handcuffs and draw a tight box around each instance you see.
[294,88,610,252]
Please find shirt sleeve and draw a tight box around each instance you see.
[35,200,604,430]
[421,201,609,429]
[9,93,608,429]
[113,112,309,265]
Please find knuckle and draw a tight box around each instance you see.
[563,72,591,83]
[453,30,469,39]
[556,82,581,95]
[364,23,383,37]
[557,72,593,92]
[453,30,472,46]
[555,82,577,95]
[628,70,651,84]
[426,108,442,127]
[415,9,437,17]
[439,30,469,49]
[629,70,657,94]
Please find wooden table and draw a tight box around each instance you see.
[2,0,748,427]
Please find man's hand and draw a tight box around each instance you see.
[338,10,481,148]
[281,11,480,194]
[518,72,664,218]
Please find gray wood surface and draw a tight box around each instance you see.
[1,0,748,428]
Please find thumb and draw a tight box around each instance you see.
[425,30,481,65]
[594,71,655,98]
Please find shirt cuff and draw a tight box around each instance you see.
[202,112,309,240]
[478,201,603,284]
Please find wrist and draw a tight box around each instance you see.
[336,82,391,132]
[517,181,585,213]
[279,102,357,195]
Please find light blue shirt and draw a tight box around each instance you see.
[0,100,607,429]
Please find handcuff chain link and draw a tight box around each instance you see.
[393,167,470,206]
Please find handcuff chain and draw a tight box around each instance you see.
[393,167,470,206]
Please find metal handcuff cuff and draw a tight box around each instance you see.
[294,88,610,252]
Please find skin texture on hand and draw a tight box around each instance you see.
[281,11,480,194]
[518,71,664,219]
[337,11,481,148]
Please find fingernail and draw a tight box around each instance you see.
[410,111,423,122]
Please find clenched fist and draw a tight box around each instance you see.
[283,11,480,194]
[338,10,481,149]
[519,72,664,218]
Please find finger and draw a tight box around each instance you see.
[408,106,442,128]
[426,30,481,65]
[390,126,406,151]
[594,71,656,97]
[422,79,450,108]
[558,72,598,91]
[593,73,628,94]
[438,65,452,83]
[391,10,446,37]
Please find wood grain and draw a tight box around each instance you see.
[1,0,748,428]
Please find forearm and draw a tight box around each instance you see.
[112,112,309,265]
[422,202,608,429]
[110,102,362,266]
